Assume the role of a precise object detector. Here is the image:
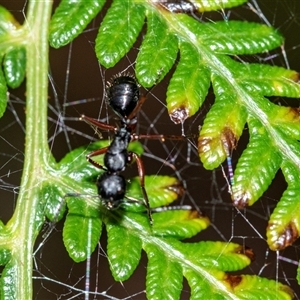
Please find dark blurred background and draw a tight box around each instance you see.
[0,0,300,299]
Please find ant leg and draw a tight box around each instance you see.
[86,147,108,170]
[133,133,189,141]
[131,152,153,225]
[151,205,192,212]
[80,115,115,131]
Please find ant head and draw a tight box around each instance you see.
[106,74,140,120]
[97,173,126,209]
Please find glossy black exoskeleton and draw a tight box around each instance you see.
[97,127,131,209]
[81,74,186,224]
[106,75,140,120]
[81,74,153,222]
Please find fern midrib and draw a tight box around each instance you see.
[2,1,53,299]
[120,214,240,299]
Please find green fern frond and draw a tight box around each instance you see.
[127,175,184,209]
[63,196,102,262]
[0,6,22,46]
[3,46,26,88]
[107,222,142,280]
[166,41,211,123]
[49,0,105,48]
[0,0,298,298]
[95,1,145,67]
[41,184,67,221]
[43,141,292,299]
[135,11,178,87]
[145,243,183,299]
[152,210,207,238]
[47,0,300,296]
[0,66,7,117]
[0,259,17,299]
[199,73,248,169]
[0,247,10,266]
[185,270,293,299]
[267,161,300,250]
[232,118,282,208]
[139,1,300,254]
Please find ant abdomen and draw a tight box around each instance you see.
[106,75,140,119]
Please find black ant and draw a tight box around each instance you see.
[80,74,185,224]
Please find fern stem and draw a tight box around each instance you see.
[2,1,53,298]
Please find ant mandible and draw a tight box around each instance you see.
[81,74,184,225]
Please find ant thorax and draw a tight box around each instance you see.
[104,128,131,173]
